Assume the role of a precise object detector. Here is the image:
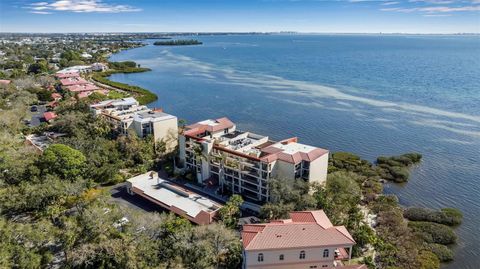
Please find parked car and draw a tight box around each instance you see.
[31,106,38,112]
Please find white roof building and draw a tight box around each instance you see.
[126,172,222,225]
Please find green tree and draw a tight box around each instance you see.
[218,194,243,229]
[259,178,316,220]
[27,61,48,74]
[41,144,86,180]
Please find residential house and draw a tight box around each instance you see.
[178,118,329,204]
[241,210,364,269]
[43,112,57,123]
[91,62,108,71]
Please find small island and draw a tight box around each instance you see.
[153,39,203,46]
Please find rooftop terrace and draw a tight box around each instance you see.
[127,172,222,225]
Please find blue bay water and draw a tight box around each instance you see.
[110,35,480,269]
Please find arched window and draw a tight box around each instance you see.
[258,253,264,262]
[279,254,284,261]
[323,249,329,258]
[299,250,306,259]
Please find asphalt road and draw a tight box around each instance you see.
[109,182,167,213]
[29,105,46,127]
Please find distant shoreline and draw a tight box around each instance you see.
[153,39,203,46]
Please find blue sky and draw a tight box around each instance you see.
[0,0,479,33]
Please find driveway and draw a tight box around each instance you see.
[109,182,167,213]
[29,105,46,127]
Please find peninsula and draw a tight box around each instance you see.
[153,39,203,46]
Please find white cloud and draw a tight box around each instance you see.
[381,5,480,13]
[30,11,52,14]
[27,0,141,14]
[381,1,400,5]
[409,0,455,4]
[423,13,452,16]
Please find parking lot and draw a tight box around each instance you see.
[29,105,46,127]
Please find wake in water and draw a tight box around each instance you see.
[140,50,480,142]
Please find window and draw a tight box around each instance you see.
[323,249,329,258]
[279,254,284,261]
[258,253,264,262]
[299,250,306,259]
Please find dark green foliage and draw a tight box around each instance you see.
[109,61,138,69]
[92,70,157,105]
[376,153,422,182]
[409,221,457,245]
[41,144,87,181]
[27,61,49,74]
[404,207,463,226]
[426,243,454,262]
[154,39,203,46]
[218,194,243,229]
[259,178,315,220]
[27,87,53,102]
[417,250,440,269]
[60,50,81,62]
[0,217,57,268]
[370,195,399,214]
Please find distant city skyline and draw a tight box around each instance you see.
[0,0,479,34]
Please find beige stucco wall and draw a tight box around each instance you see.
[244,247,339,269]
[308,153,329,185]
[152,117,178,153]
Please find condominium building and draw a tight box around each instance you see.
[241,210,364,269]
[90,97,149,134]
[90,98,178,151]
[178,117,329,203]
[133,110,178,151]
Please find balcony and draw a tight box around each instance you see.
[242,174,259,183]
[242,176,259,185]
[241,181,259,192]
[334,248,351,261]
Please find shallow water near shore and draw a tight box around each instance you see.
[110,34,480,269]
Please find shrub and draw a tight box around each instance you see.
[426,243,454,262]
[408,221,457,245]
[387,166,409,182]
[416,250,440,269]
[92,73,156,105]
[440,208,463,226]
[109,61,138,69]
[404,207,463,226]
[376,153,422,182]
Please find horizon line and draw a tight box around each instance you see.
[1,31,479,35]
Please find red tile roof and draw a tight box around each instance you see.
[43,112,57,122]
[67,83,99,92]
[185,117,235,135]
[77,91,93,99]
[241,210,354,251]
[0,79,11,85]
[60,77,88,86]
[55,72,80,79]
[51,93,62,100]
[260,139,329,164]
